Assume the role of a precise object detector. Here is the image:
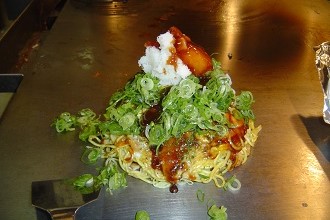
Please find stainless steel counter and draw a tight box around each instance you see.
[0,0,329,219]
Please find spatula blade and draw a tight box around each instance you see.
[32,179,100,212]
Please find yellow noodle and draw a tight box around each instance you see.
[88,120,261,189]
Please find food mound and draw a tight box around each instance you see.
[53,27,261,193]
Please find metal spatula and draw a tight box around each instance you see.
[32,179,100,220]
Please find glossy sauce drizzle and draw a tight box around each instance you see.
[151,133,193,192]
[150,113,247,192]
[141,104,162,126]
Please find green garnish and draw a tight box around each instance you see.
[81,148,101,164]
[72,163,127,194]
[135,210,150,220]
[196,189,228,220]
[52,59,255,193]
[196,189,205,203]
[223,175,241,192]
[208,205,228,220]
[52,59,255,147]
[52,112,76,132]
[72,174,94,194]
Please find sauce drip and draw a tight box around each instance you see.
[144,40,159,48]
[158,137,185,183]
[198,76,211,86]
[151,148,161,170]
[167,47,179,69]
[150,113,247,192]
[141,104,162,126]
[151,133,193,190]
[169,184,178,193]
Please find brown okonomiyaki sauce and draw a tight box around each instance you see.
[139,75,247,193]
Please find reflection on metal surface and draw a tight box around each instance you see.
[1,0,330,219]
[301,146,326,184]
[304,150,329,220]
[32,179,100,219]
[306,159,324,181]
[218,0,239,65]
[215,0,309,69]
[75,47,95,70]
[70,0,147,16]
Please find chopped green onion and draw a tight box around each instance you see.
[236,91,254,110]
[79,123,97,141]
[178,78,198,98]
[52,112,76,132]
[148,124,167,146]
[72,174,95,194]
[52,58,257,196]
[208,205,228,220]
[196,189,205,203]
[81,148,101,164]
[140,77,154,90]
[206,199,216,209]
[135,210,150,220]
[118,112,136,130]
[223,176,241,192]
[77,108,97,126]
[108,172,127,191]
